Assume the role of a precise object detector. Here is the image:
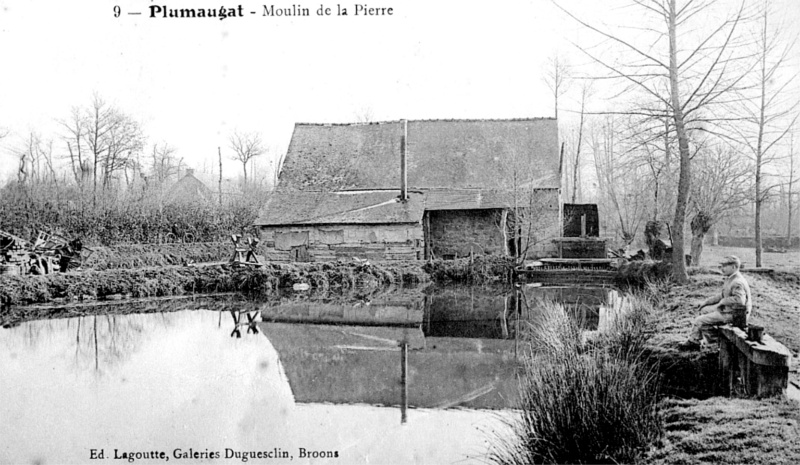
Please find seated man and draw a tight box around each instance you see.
[678,255,752,351]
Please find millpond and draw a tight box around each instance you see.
[1,284,623,464]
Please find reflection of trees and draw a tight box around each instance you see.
[6,300,204,374]
[5,294,265,374]
[70,313,165,375]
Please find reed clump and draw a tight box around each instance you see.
[491,295,663,465]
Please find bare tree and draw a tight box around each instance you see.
[542,53,571,119]
[689,144,752,265]
[148,142,181,185]
[83,94,116,205]
[354,106,375,123]
[567,81,593,203]
[101,113,144,189]
[496,136,562,264]
[590,116,648,244]
[60,106,89,186]
[557,0,751,283]
[628,119,678,222]
[58,93,144,203]
[726,0,798,267]
[228,131,266,185]
[787,130,798,240]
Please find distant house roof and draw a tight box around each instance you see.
[168,170,213,203]
[278,118,560,192]
[254,190,425,226]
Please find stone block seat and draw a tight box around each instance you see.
[694,302,791,397]
[717,325,791,397]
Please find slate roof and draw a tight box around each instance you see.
[424,188,530,210]
[254,190,425,226]
[278,118,559,192]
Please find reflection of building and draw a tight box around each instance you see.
[258,284,619,411]
[521,285,614,331]
[256,119,561,262]
[260,322,519,409]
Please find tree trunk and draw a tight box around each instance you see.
[690,211,712,266]
[788,192,794,241]
[787,143,794,241]
[668,0,689,283]
[755,180,763,267]
[690,231,705,266]
[571,94,586,204]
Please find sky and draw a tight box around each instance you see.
[1,0,798,184]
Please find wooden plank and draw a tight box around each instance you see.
[754,364,789,397]
[719,325,791,367]
[538,258,614,265]
[719,339,734,396]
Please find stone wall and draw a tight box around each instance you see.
[428,209,507,259]
[521,189,562,259]
[259,224,424,262]
[427,191,562,260]
[718,236,800,249]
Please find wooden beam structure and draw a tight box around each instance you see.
[718,325,792,398]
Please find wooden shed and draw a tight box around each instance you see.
[254,190,425,261]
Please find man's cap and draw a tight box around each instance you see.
[720,255,740,267]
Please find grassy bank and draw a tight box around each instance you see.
[492,265,800,464]
[641,266,800,464]
[649,397,800,464]
[0,261,429,308]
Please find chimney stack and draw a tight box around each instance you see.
[400,119,408,201]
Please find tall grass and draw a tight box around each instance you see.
[490,295,663,465]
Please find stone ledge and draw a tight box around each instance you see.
[719,325,791,367]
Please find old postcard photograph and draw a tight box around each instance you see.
[1,0,799,464]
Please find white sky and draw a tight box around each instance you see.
[1,0,798,182]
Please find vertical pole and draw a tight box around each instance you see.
[400,120,408,201]
[218,147,223,206]
[515,291,520,360]
[581,214,587,237]
[401,341,408,424]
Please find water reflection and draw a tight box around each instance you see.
[0,285,622,464]
[424,284,617,338]
[1,306,510,465]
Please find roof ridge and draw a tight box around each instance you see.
[294,117,556,127]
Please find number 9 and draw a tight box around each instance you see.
[114,5,121,17]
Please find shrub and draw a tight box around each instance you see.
[0,181,270,246]
[422,255,513,283]
[616,260,673,288]
[490,299,663,465]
